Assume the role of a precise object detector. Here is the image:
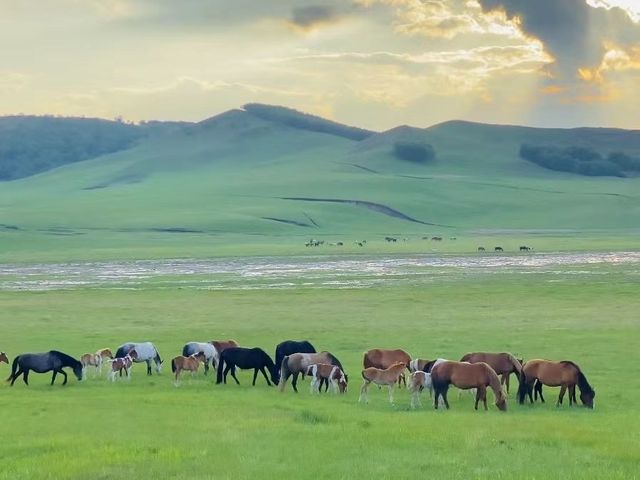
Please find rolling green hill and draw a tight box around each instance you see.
[1,104,639,260]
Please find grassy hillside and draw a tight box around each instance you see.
[0,106,639,261]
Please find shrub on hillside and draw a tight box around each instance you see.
[520,144,625,177]
[608,152,640,171]
[393,141,435,164]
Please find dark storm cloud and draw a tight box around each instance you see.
[477,0,640,77]
[289,5,340,29]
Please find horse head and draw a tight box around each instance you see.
[129,349,139,360]
[0,352,8,364]
[580,389,595,409]
[73,362,84,381]
[495,390,508,411]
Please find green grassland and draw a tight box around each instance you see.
[1,267,639,479]
[1,108,639,262]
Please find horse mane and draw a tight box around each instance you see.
[50,350,80,366]
[325,351,343,369]
[561,361,594,394]
[505,352,523,374]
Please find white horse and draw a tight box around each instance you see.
[182,342,217,374]
[115,342,162,375]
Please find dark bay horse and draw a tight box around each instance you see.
[6,351,83,386]
[431,361,507,411]
[274,340,316,382]
[216,347,278,386]
[518,359,595,408]
[279,351,346,393]
[459,352,522,393]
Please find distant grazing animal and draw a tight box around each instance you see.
[210,340,239,370]
[519,246,531,251]
[182,342,217,374]
[450,237,457,240]
[171,352,206,385]
[116,342,163,375]
[385,236,397,243]
[518,359,595,408]
[7,350,83,386]
[108,349,138,381]
[355,242,364,247]
[363,349,411,387]
[459,352,523,394]
[477,247,486,252]
[336,242,344,246]
[431,236,442,241]
[494,246,504,252]
[216,347,278,386]
[431,361,507,411]
[279,351,346,393]
[359,361,407,404]
[274,340,316,383]
[305,364,348,394]
[0,352,8,365]
[80,348,114,377]
[408,371,432,408]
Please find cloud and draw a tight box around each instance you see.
[287,5,341,31]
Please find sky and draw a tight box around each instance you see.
[1,0,639,130]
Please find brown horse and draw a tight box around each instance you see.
[305,363,348,394]
[171,351,206,385]
[364,349,411,387]
[431,361,507,411]
[108,349,138,381]
[0,352,8,365]
[279,351,345,393]
[359,361,407,404]
[459,352,523,393]
[210,340,239,369]
[518,359,595,408]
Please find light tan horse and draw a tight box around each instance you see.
[210,340,239,370]
[431,361,507,411]
[408,371,432,409]
[359,361,407,404]
[80,348,114,378]
[363,349,411,387]
[171,351,206,385]
[305,363,348,394]
[518,359,595,408]
[0,352,8,365]
[460,352,523,393]
[279,351,345,393]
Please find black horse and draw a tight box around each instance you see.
[216,347,278,386]
[6,350,83,386]
[274,340,316,382]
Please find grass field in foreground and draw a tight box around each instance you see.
[0,271,639,479]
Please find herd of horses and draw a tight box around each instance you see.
[0,341,595,411]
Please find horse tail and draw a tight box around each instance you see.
[154,344,162,365]
[171,358,177,373]
[216,353,225,384]
[5,355,19,382]
[278,355,290,392]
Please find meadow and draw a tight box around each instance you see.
[1,257,639,479]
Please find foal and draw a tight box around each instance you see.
[171,352,205,385]
[408,371,432,409]
[108,349,138,382]
[359,361,406,404]
[80,348,114,378]
[305,363,348,394]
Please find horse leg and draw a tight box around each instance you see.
[22,369,29,386]
[388,384,395,404]
[204,361,209,376]
[474,388,481,410]
[568,385,576,406]
[259,367,272,386]
[146,359,152,376]
[434,389,440,409]
[291,372,300,393]
[358,381,369,403]
[505,374,510,395]
[557,385,567,407]
[480,386,488,410]
[442,389,450,409]
[51,370,58,386]
[9,368,22,386]
[229,366,240,385]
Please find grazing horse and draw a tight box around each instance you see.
[80,348,114,378]
[216,347,278,386]
[7,351,83,386]
[116,342,163,375]
[363,349,411,387]
[459,352,523,394]
[477,247,486,252]
[171,352,206,385]
[274,340,316,382]
[519,246,532,251]
[0,352,8,365]
[182,342,217,374]
[210,340,239,370]
[108,349,138,381]
[279,351,346,393]
[305,364,348,394]
[431,361,507,411]
[359,362,406,404]
[408,371,432,408]
[518,359,595,408]
[494,246,504,252]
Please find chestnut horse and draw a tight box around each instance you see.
[171,351,206,385]
[210,340,239,370]
[80,348,114,378]
[359,361,407,404]
[459,352,522,393]
[364,349,411,387]
[279,351,346,393]
[431,361,507,411]
[305,363,347,394]
[518,359,595,408]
